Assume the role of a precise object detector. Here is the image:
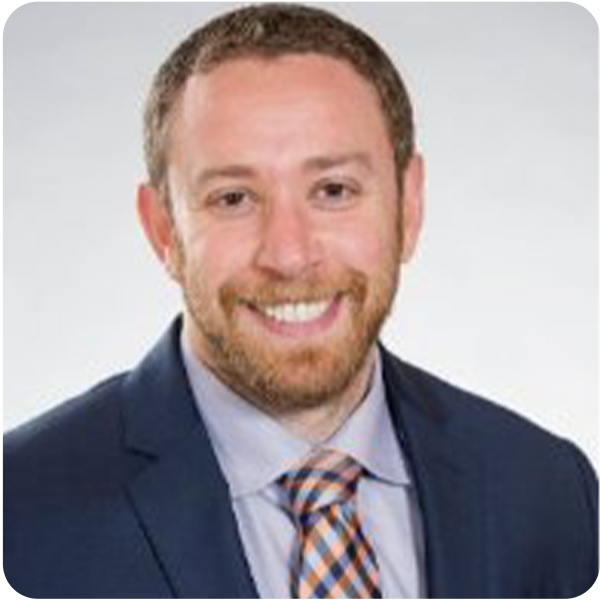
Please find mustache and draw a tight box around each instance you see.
[219,270,368,312]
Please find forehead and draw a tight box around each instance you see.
[169,54,391,166]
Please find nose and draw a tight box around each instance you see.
[254,197,322,278]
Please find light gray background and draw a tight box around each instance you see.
[4,2,598,466]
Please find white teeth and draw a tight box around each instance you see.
[261,300,331,324]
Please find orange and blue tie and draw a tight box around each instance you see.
[279,449,382,599]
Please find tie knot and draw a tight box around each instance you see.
[278,449,363,517]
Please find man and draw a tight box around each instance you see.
[4,3,597,598]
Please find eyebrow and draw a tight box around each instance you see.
[302,152,374,173]
[193,151,374,190]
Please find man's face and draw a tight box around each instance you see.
[140,54,423,413]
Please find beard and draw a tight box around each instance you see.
[179,247,401,415]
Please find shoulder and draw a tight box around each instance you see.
[383,349,597,487]
[384,350,598,595]
[4,373,132,492]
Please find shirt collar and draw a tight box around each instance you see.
[181,336,411,499]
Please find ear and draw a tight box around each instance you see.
[400,154,425,264]
[136,184,183,282]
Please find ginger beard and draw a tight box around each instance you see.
[176,230,402,415]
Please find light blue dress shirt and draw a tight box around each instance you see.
[181,338,426,598]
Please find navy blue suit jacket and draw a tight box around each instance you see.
[4,320,598,598]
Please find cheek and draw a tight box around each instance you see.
[323,209,400,274]
[182,228,256,291]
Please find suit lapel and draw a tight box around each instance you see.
[121,320,258,598]
[381,348,489,598]
[127,431,258,598]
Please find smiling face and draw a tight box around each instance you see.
[138,54,423,413]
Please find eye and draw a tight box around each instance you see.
[206,188,256,216]
[312,179,360,209]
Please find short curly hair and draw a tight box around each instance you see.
[143,3,415,198]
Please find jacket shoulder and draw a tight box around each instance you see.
[4,373,130,487]
[385,351,597,494]
[390,354,575,449]
[384,351,598,596]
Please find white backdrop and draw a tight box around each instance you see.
[4,2,598,466]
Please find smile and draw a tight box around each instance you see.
[243,296,343,338]
[259,300,332,324]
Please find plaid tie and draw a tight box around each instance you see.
[279,449,382,599]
